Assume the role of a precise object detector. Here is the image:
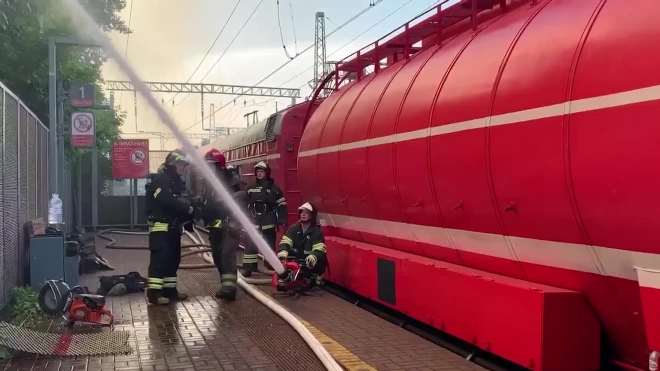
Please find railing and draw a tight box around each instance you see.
[329,0,521,87]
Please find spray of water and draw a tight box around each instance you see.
[61,0,285,275]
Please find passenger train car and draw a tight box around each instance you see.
[193,101,317,227]
[193,0,660,369]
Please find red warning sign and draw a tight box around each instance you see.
[112,139,150,179]
[71,112,95,148]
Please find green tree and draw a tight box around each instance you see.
[0,0,130,168]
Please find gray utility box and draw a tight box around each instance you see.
[29,234,79,291]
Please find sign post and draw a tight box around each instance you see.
[112,139,150,179]
[69,83,95,108]
[70,111,96,148]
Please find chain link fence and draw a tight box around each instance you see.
[0,82,50,308]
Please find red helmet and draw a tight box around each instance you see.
[205,149,226,168]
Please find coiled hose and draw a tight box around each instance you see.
[96,227,343,371]
[97,227,272,285]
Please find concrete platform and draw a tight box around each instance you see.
[0,232,488,371]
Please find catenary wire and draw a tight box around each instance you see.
[163,0,243,106]
[173,0,264,107]
[182,0,386,132]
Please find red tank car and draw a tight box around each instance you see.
[299,0,660,370]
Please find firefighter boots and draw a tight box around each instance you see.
[215,287,237,301]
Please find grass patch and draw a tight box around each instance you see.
[7,286,49,328]
[0,286,52,359]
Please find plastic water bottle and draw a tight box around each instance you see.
[48,193,63,225]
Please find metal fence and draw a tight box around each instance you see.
[0,82,50,308]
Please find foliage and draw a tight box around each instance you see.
[0,0,131,175]
[0,286,51,359]
[6,286,49,328]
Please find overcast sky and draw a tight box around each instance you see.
[101,0,457,150]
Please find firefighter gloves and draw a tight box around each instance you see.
[305,254,317,268]
[277,250,288,260]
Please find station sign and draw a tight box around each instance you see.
[69,83,95,108]
[112,139,150,179]
[70,111,95,148]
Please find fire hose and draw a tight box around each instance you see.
[98,227,273,285]
[96,228,342,371]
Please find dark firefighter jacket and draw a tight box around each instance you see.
[201,169,242,228]
[145,168,191,231]
[278,222,327,260]
[242,178,287,229]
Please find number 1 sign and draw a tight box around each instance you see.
[69,83,95,108]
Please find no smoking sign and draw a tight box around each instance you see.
[71,111,96,148]
[130,149,146,165]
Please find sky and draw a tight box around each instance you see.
[101,0,458,150]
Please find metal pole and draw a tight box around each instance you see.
[129,179,134,230]
[57,81,66,231]
[133,179,138,228]
[91,146,98,230]
[76,152,82,232]
[48,38,58,199]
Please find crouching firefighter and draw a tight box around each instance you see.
[242,161,287,276]
[277,202,327,282]
[202,149,242,300]
[145,150,201,305]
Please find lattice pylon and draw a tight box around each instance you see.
[313,12,327,90]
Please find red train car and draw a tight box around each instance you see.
[195,101,317,227]
[298,0,660,370]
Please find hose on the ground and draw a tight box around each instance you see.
[97,228,272,284]
[95,227,342,370]
[184,229,343,371]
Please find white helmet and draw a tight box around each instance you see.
[298,202,314,213]
[254,161,268,170]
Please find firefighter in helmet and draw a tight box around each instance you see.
[202,149,242,300]
[145,150,200,305]
[241,161,287,276]
[277,202,327,278]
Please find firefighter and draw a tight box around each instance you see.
[241,161,287,276]
[277,202,327,279]
[145,150,199,305]
[202,149,242,300]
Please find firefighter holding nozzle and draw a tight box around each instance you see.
[201,149,242,301]
[241,161,287,276]
[277,202,328,280]
[145,150,203,306]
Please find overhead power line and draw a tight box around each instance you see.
[255,0,417,107]
[173,0,265,107]
[277,0,297,60]
[184,0,385,132]
[163,0,243,106]
[118,0,135,105]
[238,0,450,109]
[289,0,298,55]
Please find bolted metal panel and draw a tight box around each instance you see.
[18,106,28,287]
[28,116,37,221]
[0,88,5,307]
[3,94,19,305]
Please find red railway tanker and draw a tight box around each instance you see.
[199,0,660,369]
